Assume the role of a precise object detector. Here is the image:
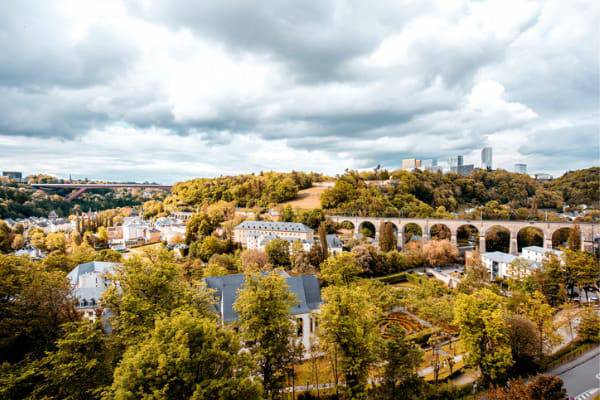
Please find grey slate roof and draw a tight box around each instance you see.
[67,261,119,305]
[204,272,322,323]
[482,251,518,263]
[235,221,312,233]
[326,234,343,248]
[522,246,562,256]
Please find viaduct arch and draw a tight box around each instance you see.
[327,215,597,254]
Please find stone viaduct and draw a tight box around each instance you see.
[327,215,597,255]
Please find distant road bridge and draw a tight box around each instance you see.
[327,215,598,254]
[31,183,172,201]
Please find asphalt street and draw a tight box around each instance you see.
[551,346,600,398]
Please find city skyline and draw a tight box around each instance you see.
[0,0,598,183]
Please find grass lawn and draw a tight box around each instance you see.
[294,355,336,388]
[124,242,164,259]
[280,186,327,209]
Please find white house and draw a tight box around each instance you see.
[481,251,539,280]
[67,261,119,323]
[204,272,321,355]
[233,221,314,249]
[521,246,563,264]
[122,217,151,244]
[14,245,46,260]
[326,234,343,254]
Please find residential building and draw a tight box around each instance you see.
[2,171,22,182]
[481,251,539,280]
[204,272,321,353]
[515,163,527,174]
[233,221,314,249]
[67,261,118,322]
[14,245,46,260]
[122,216,151,244]
[420,159,437,170]
[521,246,563,263]
[481,147,493,170]
[401,158,421,171]
[326,234,343,254]
[452,164,474,176]
[154,216,186,244]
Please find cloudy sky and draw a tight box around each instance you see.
[0,0,598,183]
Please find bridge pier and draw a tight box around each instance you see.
[509,234,518,255]
[544,238,553,249]
[450,233,457,246]
[479,236,486,253]
[397,232,404,249]
[422,233,429,245]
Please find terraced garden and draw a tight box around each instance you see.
[380,311,425,337]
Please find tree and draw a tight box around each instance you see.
[109,311,261,400]
[422,239,458,267]
[378,222,396,252]
[577,308,600,342]
[29,231,46,250]
[69,230,82,247]
[45,232,67,253]
[0,320,113,400]
[83,231,96,248]
[506,314,541,376]
[307,241,324,269]
[537,254,566,306]
[0,255,78,362]
[240,249,269,272]
[484,375,566,400]
[102,251,214,348]
[96,226,108,247]
[190,235,227,262]
[319,252,362,286]
[290,240,312,274]
[458,250,490,293]
[0,221,12,253]
[265,238,291,268]
[233,271,301,399]
[507,258,538,293]
[318,223,328,259]
[375,323,423,399]
[185,212,215,244]
[567,224,581,250]
[319,283,382,399]
[453,289,513,385]
[526,374,567,400]
[564,249,599,303]
[10,234,24,250]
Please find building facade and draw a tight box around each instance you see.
[204,272,321,353]
[233,221,314,249]
[67,261,118,322]
[481,147,493,170]
[515,163,527,174]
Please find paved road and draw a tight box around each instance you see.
[551,346,600,398]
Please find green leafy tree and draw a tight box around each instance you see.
[265,238,291,268]
[290,240,312,274]
[519,291,558,359]
[233,271,301,399]
[375,324,423,399]
[564,249,599,303]
[0,255,78,363]
[0,320,113,400]
[109,310,261,400]
[536,254,566,306]
[102,251,214,348]
[453,289,513,385]
[577,308,600,342]
[319,283,383,399]
[318,223,328,259]
[567,224,581,250]
[319,252,361,286]
[45,232,67,253]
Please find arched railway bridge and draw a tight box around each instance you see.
[327,215,597,254]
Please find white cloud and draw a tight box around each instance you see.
[0,0,597,181]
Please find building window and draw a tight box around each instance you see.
[296,318,303,337]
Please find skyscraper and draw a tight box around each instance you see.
[481,147,492,170]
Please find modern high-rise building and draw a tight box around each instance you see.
[401,158,421,171]
[448,155,464,167]
[514,163,527,174]
[481,147,492,170]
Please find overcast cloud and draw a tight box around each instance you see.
[0,0,598,183]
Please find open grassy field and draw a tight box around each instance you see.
[280,185,328,209]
